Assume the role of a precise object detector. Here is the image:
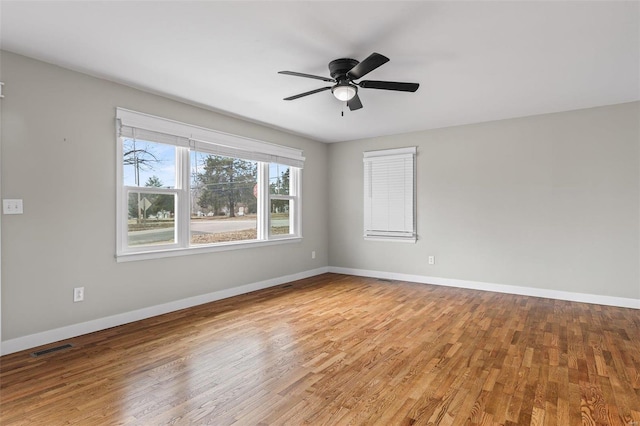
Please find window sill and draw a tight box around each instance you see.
[116,237,302,263]
[364,236,417,243]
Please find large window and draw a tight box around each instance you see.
[363,147,416,242]
[116,108,304,261]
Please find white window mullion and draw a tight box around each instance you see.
[258,162,269,240]
[292,168,301,237]
[177,147,190,248]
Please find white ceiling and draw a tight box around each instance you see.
[1,1,638,143]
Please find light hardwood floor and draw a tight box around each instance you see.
[1,273,639,425]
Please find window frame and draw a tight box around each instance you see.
[115,108,304,262]
[267,163,300,240]
[122,187,180,250]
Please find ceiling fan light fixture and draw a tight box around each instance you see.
[332,83,357,101]
[279,52,419,110]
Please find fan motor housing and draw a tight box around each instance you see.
[329,58,359,80]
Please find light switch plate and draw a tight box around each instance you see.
[3,199,23,214]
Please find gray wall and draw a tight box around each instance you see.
[328,102,640,300]
[2,50,638,345]
[0,51,329,340]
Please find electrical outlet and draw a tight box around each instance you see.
[73,287,84,302]
[312,251,316,259]
[428,256,435,265]
[3,199,23,215]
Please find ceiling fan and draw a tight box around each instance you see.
[278,52,419,111]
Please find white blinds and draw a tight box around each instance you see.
[192,140,303,168]
[363,147,416,242]
[118,126,191,148]
[116,108,305,168]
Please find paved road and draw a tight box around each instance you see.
[128,228,176,246]
[191,219,290,233]
[128,218,289,245]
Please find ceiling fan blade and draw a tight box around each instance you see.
[358,80,419,92]
[283,86,332,101]
[347,52,389,80]
[278,71,335,83]
[347,94,363,111]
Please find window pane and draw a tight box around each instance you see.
[190,152,258,244]
[123,139,176,188]
[127,192,175,246]
[269,164,290,195]
[270,199,291,236]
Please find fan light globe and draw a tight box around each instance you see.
[332,84,357,101]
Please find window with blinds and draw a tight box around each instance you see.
[115,108,305,261]
[363,147,416,242]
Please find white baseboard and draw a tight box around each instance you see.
[0,267,330,356]
[3,265,637,356]
[328,266,640,310]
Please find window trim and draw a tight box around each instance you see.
[115,108,304,262]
